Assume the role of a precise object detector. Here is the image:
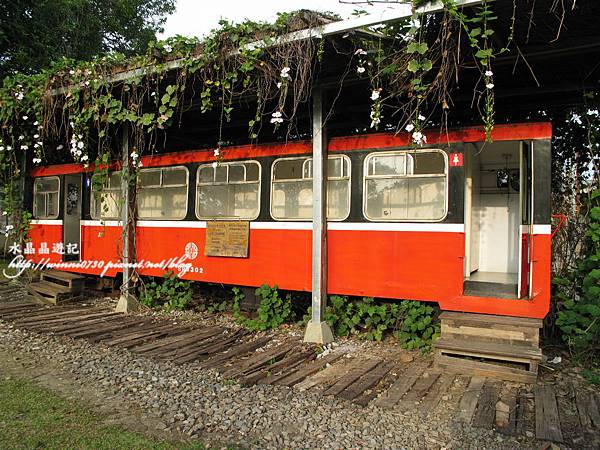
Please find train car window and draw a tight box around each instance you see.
[271,155,351,221]
[138,166,189,220]
[33,176,60,219]
[363,150,447,221]
[196,161,261,220]
[90,171,122,220]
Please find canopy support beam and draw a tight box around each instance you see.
[304,88,334,344]
[115,123,139,313]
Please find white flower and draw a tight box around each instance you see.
[130,151,139,160]
[0,146,4,151]
[69,70,75,75]
[33,134,39,139]
[280,67,291,79]
[70,122,74,128]
[357,66,366,74]
[84,81,90,86]
[164,44,173,53]
[22,115,28,121]
[81,155,89,162]
[412,131,427,145]
[418,114,426,121]
[6,146,11,151]
[18,135,24,140]
[354,48,367,56]
[486,83,494,89]
[77,141,84,149]
[405,124,415,132]
[33,120,39,126]
[276,81,282,88]
[16,92,24,100]
[5,225,13,231]
[1,211,6,216]
[370,89,381,101]
[21,145,28,150]
[57,144,64,150]
[571,113,583,125]
[34,143,39,149]
[37,141,42,146]
[211,161,218,169]
[151,92,156,97]
[213,148,220,157]
[138,162,143,167]
[32,157,42,164]
[485,70,493,77]
[270,111,284,124]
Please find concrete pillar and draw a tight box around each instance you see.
[115,123,139,313]
[304,88,334,344]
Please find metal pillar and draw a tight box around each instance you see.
[115,123,139,313]
[304,88,334,344]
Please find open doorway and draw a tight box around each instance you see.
[63,174,82,262]
[464,141,525,298]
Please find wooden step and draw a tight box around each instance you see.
[40,270,85,293]
[434,337,543,361]
[439,311,543,329]
[27,281,79,305]
[434,312,542,383]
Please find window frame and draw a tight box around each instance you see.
[33,176,60,220]
[195,160,262,221]
[270,154,352,222]
[362,149,449,222]
[89,171,122,220]
[137,165,190,221]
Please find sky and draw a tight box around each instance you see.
[160,0,402,39]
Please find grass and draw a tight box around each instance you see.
[0,377,206,450]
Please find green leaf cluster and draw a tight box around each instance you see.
[555,190,600,363]
[139,270,192,312]
[394,300,439,350]
[234,284,294,331]
[305,295,439,347]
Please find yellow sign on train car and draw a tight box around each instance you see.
[204,221,249,258]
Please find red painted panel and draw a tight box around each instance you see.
[30,122,552,175]
[327,230,464,301]
[135,227,312,290]
[25,223,552,319]
[27,224,63,264]
[79,225,123,276]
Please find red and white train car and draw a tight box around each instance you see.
[26,122,552,319]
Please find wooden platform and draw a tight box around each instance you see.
[434,311,543,383]
[27,270,85,305]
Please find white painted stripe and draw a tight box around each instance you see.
[520,224,551,235]
[81,220,121,227]
[251,222,310,230]
[137,220,207,228]
[532,224,551,235]
[30,219,63,225]
[328,222,464,233]
[80,220,464,233]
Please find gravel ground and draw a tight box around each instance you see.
[0,319,540,450]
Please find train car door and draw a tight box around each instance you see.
[518,142,534,298]
[63,174,82,262]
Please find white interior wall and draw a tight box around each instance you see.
[473,141,520,274]
[469,147,481,273]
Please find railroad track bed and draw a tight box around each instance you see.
[0,287,599,448]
